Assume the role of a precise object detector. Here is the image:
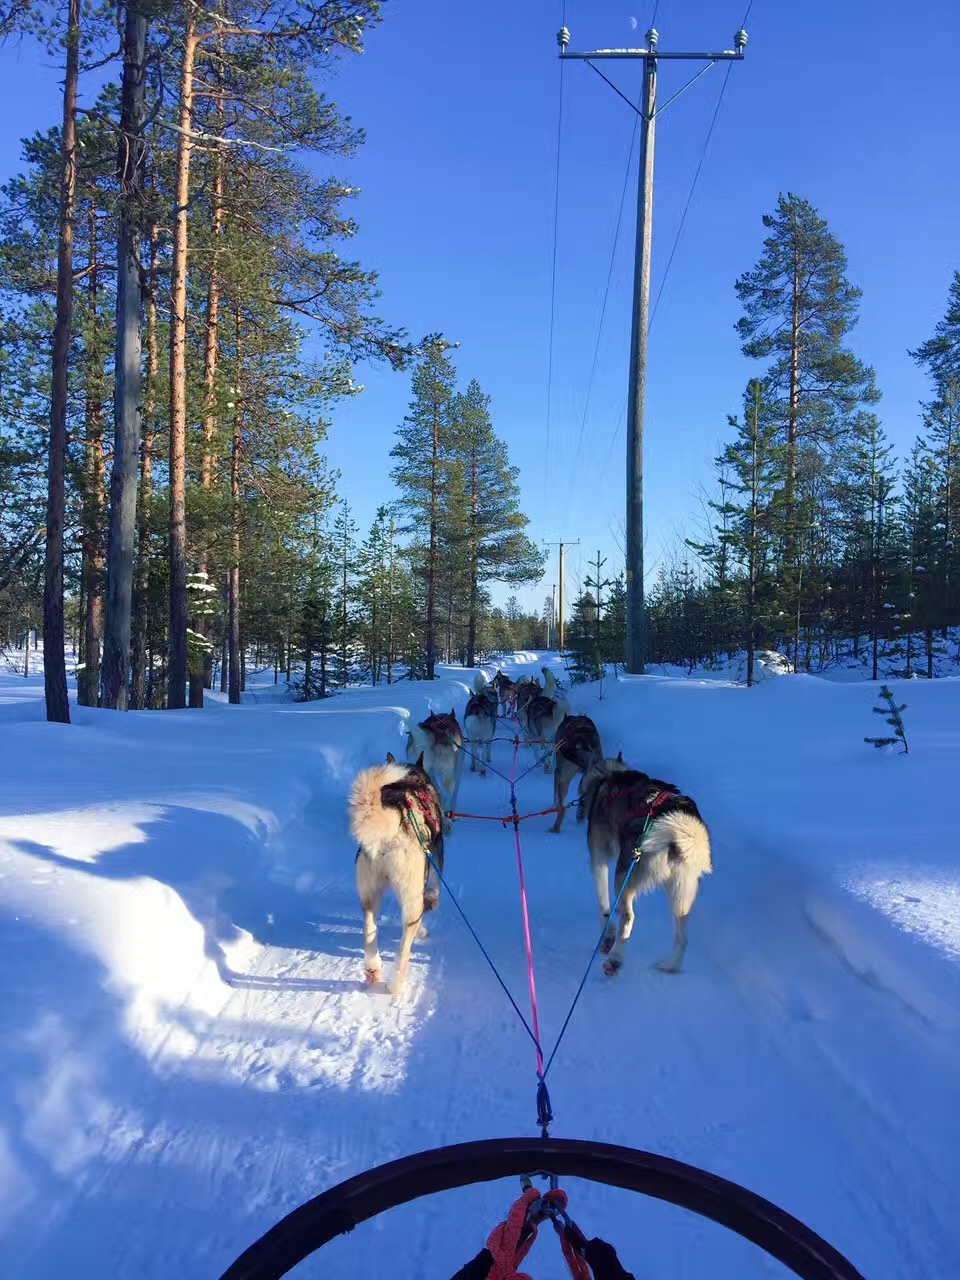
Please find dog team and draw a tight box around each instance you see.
[349,666,712,995]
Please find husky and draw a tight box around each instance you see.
[548,713,602,832]
[580,755,712,975]
[492,670,517,717]
[406,709,464,833]
[523,669,568,771]
[349,752,444,996]
[463,672,498,776]
[514,672,545,734]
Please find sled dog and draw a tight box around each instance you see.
[513,673,542,728]
[523,669,568,771]
[492,670,517,716]
[548,713,602,832]
[463,672,498,776]
[406,709,464,832]
[349,752,444,995]
[580,755,712,975]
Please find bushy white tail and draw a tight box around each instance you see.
[349,762,408,849]
[643,810,712,918]
[473,671,487,694]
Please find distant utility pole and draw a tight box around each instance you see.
[543,540,579,651]
[558,22,748,674]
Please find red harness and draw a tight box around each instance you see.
[406,786,442,844]
[620,782,678,845]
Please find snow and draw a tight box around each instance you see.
[0,658,958,1277]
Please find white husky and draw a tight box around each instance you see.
[349,753,444,996]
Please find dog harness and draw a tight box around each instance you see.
[406,786,442,845]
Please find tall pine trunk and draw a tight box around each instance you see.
[131,220,158,709]
[102,1,147,710]
[466,445,479,666]
[80,209,106,707]
[386,519,395,684]
[190,113,225,707]
[167,12,198,709]
[227,307,242,705]
[425,407,439,679]
[43,0,81,725]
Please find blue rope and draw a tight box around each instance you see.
[422,847,544,1059]
[542,841,645,1081]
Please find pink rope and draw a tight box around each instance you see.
[510,737,545,1078]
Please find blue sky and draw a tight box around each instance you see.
[0,0,957,613]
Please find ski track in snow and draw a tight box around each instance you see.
[0,659,958,1278]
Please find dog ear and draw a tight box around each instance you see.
[450,706,456,719]
[416,751,425,768]
[386,751,396,764]
[616,750,623,763]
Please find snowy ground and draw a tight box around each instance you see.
[0,656,958,1278]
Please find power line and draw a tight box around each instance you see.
[567,107,640,494]
[544,22,566,498]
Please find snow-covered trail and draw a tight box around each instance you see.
[1,660,959,1278]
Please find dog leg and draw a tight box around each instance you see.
[469,738,477,773]
[656,912,688,974]
[389,913,423,996]
[359,889,384,986]
[591,855,615,951]
[603,889,636,976]
[549,767,566,833]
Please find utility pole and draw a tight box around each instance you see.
[543,539,579,651]
[551,583,557,650]
[558,22,747,673]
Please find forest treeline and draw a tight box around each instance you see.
[0,7,956,709]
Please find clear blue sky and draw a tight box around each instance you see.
[1,0,957,613]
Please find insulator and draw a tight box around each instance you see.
[557,26,571,49]
[646,27,659,46]
[735,28,748,50]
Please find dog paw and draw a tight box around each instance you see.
[548,825,560,834]
[599,934,616,955]
[603,956,622,977]
[655,959,680,974]
[387,980,406,998]
[364,967,382,986]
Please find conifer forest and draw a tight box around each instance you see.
[0,4,957,718]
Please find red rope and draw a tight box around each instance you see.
[448,807,560,827]
[485,1188,590,1280]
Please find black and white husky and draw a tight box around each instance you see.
[548,712,602,832]
[406,709,465,833]
[349,753,445,996]
[463,672,498,775]
[580,756,712,975]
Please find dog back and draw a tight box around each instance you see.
[555,714,601,769]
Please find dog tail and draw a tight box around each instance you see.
[349,762,408,849]
[644,811,712,916]
[472,671,487,695]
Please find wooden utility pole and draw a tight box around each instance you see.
[558,22,748,673]
[543,539,579,651]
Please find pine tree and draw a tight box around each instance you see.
[333,499,357,686]
[43,0,82,724]
[448,379,544,666]
[836,413,896,679]
[390,335,458,679]
[735,194,879,621]
[864,684,908,754]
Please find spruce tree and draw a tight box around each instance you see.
[390,334,458,679]
[449,379,543,666]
